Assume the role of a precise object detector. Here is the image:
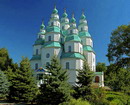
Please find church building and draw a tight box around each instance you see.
[30,6,104,87]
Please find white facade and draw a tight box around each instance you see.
[30,7,104,86]
[41,47,62,68]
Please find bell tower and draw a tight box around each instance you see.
[41,6,62,68]
[78,11,96,71]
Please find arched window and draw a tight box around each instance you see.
[95,76,100,83]
[46,62,50,66]
[70,30,73,34]
[35,63,38,70]
[61,38,63,43]
[48,36,51,41]
[66,62,69,69]
[46,53,50,58]
[68,46,71,52]
[62,26,64,30]
[36,49,38,55]
[81,27,83,31]
[51,22,53,26]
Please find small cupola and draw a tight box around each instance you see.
[79,11,87,25]
[61,8,69,23]
[78,11,88,32]
[52,5,58,14]
[70,13,76,28]
[37,20,46,39]
[48,5,60,28]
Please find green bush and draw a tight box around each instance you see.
[92,88,109,105]
[105,91,130,105]
[60,98,90,105]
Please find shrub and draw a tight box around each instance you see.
[105,91,130,105]
[60,98,90,105]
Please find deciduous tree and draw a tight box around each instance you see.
[96,62,107,72]
[106,24,130,68]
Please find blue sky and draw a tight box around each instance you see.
[0,0,130,64]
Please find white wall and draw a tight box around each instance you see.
[67,28,78,34]
[49,21,60,27]
[41,47,62,68]
[61,58,83,84]
[64,42,83,54]
[51,14,59,19]
[60,24,70,30]
[81,37,93,47]
[78,25,88,32]
[37,34,45,39]
[45,33,61,42]
[30,60,42,70]
[84,51,96,72]
[61,18,69,23]
[67,70,77,84]
[79,19,87,24]
[61,58,83,70]
[33,45,42,55]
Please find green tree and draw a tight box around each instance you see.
[93,87,109,105]
[74,60,95,103]
[38,55,71,105]
[8,57,37,102]
[0,48,18,82]
[106,24,130,68]
[105,64,130,92]
[4,66,15,82]
[0,48,14,72]
[0,70,10,99]
[96,62,107,72]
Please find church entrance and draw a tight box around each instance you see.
[95,76,100,83]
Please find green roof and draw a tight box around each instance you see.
[79,31,91,38]
[94,72,103,75]
[38,31,45,35]
[79,22,87,26]
[61,52,84,59]
[34,38,44,45]
[40,22,45,29]
[43,42,61,48]
[65,35,81,42]
[30,55,41,60]
[46,26,60,33]
[83,45,93,52]
[80,14,86,20]
[70,17,76,23]
[61,30,68,36]
[53,7,58,14]
[63,12,68,18]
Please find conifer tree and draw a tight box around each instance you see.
[0,70,10,99]
[9,57,37,102]
[74,60,95,102]
[38,55,71,105]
